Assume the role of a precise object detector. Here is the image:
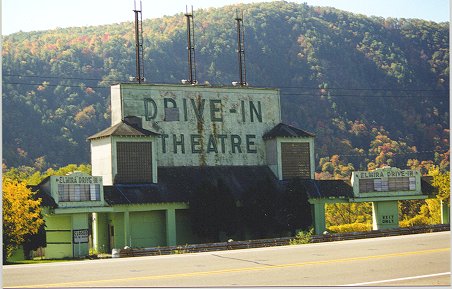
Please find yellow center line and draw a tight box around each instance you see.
[7,247,450,288]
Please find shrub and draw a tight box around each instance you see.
[289,228,314,245]
[399,215,431,227]
[327,222,372,233]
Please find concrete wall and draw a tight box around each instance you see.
[45,214,73,259]
[265,138,278,177]
[175,209,202,245]
[104,203,189,250]
[91,137,113,186]
[372,201,399,230]
[44,213,89,259]
[130,211,166,248]
[110,83,281,167]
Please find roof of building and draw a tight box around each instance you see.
[297,179,354,199]
[420,176,439,196]
[28,183,58,208]
[263,123,315,140]
[104,166,280,205]
[87,120,159,140]
[31,169,440,207]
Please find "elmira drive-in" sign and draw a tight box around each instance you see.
[351,167,421,198]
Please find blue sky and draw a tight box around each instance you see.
[2,0,450,35]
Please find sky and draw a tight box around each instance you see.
[2,0,450,35]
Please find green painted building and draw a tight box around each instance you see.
[18,83,447,260]
[21,83,317,259]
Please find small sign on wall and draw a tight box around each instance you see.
[73,229,89,243]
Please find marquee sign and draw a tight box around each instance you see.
[111,84,281,167]
[351,167,421,198]
[56,174,103,185]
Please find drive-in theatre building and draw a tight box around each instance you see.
[87,83,316,254]
[26,83,445,260]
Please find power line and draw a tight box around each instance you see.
[2,84,447,99]
[3,73,449,93]
[280,92,448,98]
[2,73,449,98]
[318,149,449,159]
[2,82,110,90]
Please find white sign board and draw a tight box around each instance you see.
[73,229,89,243]
[111,84,281,167]
[351,167,421,198]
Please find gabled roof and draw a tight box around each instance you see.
[28,183,58,208]
[87,121,159,140]
[263,123,315,140]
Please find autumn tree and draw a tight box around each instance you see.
[3,163,91,186]
[318,155,354,180]
[2,177,44,263]
[325,202,372,227]
[399,166,449,227]
[406,159,435,175]
[430,166,450,205]
[367,128,415,170]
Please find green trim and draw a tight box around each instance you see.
[308,198,349,204]
[349,195,428,203]
[54,207,113,214]
[111,202,189,212]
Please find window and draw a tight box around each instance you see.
[58,184,101,202]
[116,142,153,183]
[281,142,311,179]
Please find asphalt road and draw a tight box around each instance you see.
[3,231,450,287]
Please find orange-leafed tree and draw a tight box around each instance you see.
[2,177,44,263]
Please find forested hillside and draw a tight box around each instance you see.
[2,1,449,174]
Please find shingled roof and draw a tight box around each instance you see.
[263,123,315,140]
[29,181,58,208]
[87,120,159,140]
[104,166,280,205]
[103,166,359,205]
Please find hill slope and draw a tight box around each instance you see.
[2,1,449,172]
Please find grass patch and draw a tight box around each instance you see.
[5,258,76,265]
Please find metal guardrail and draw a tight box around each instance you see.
[119,224,450,258]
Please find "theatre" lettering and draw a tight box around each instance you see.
[142,95,264,155]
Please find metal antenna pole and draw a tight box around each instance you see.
[134,0,144,84]
[184,6,197,84]
[235,9,247,86]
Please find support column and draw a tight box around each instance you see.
[372,201,399,230]
[166,208,177,246]
[92,213,109,253]
[124,211,130,247]
[311,202,326,235]
[92,212,99,252]
[441,200,450,224]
